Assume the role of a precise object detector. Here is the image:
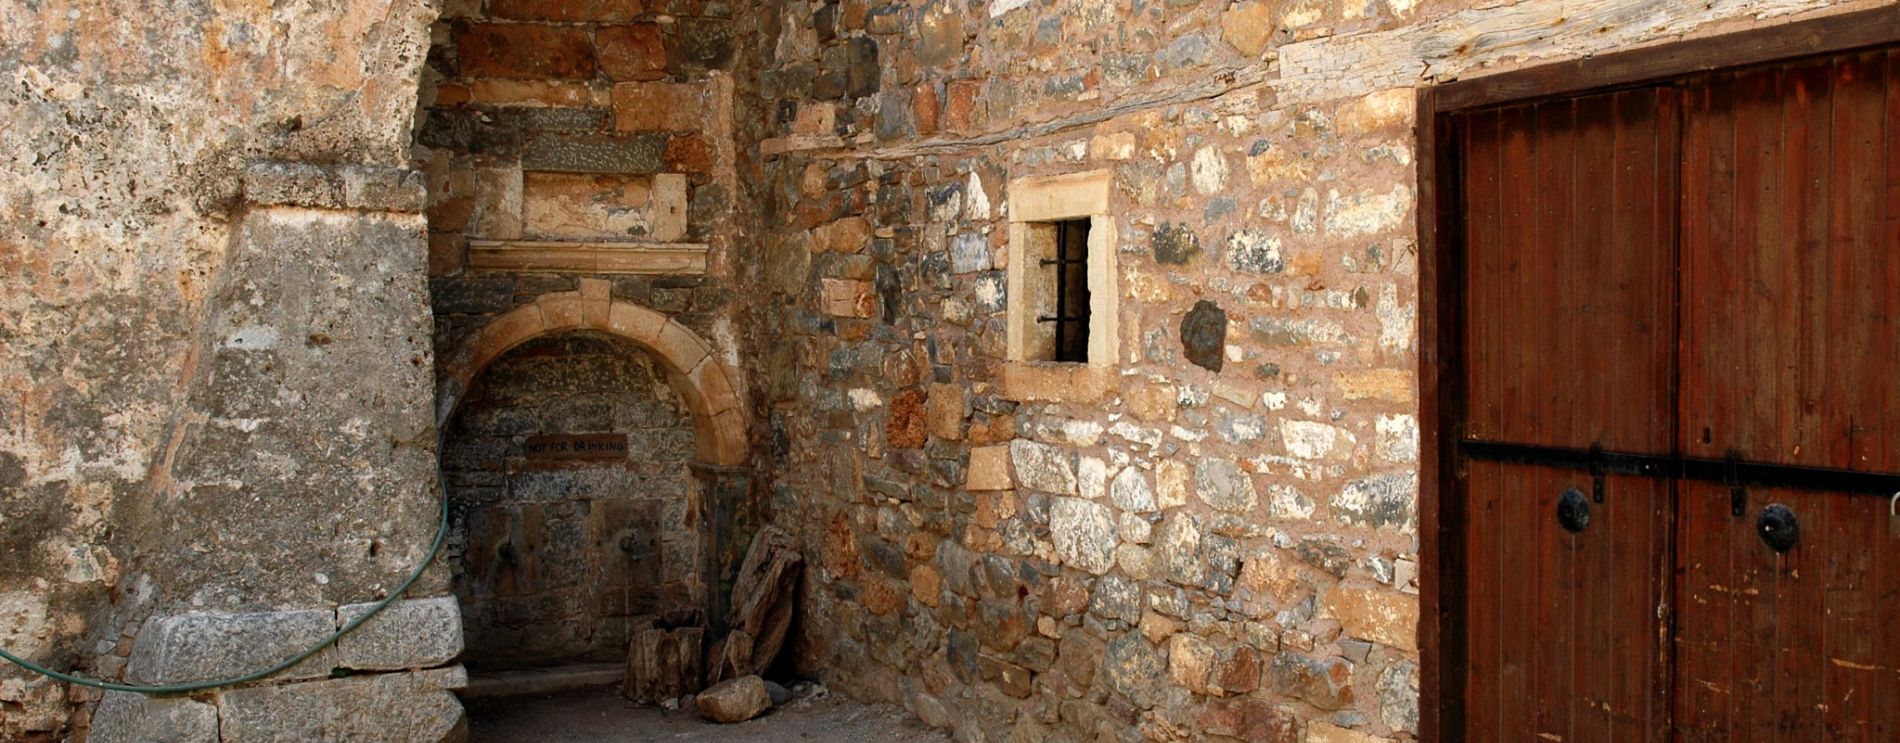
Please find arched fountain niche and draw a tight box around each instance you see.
[435,288,748,674]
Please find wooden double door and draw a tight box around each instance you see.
[1449,48,1900,740]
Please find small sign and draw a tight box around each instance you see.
[524,433,629,462]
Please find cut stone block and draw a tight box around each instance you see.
[89,693,219,743]
[335,596,464,672]
[126,609,337,685]
[217,667,467,742]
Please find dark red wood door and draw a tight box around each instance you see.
[1453,47,1900,741]
[1675,50,1900,742]
[1456,88,1680,741]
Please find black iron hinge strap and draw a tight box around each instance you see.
[1459,439,1900,497]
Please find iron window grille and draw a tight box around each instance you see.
[1037,219,1091,363]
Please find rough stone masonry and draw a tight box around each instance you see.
[0,0,1878,741]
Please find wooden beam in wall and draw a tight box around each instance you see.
[467,240,709,275]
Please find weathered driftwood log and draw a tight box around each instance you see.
[624,609,705,704]
[705,527,803,685]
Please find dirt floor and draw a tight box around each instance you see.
[464,683,952,742]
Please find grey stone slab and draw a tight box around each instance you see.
[950,233,989,274]
[127,609,338,685]
[335,596,464,672]
[217,668,467,742]
[522,133,666,174]
[88,692,219,743]
[242,161,426,213]
[499,107,610,133]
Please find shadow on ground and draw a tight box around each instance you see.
[464,685,952,742]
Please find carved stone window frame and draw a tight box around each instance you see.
[1002,170,1119,402]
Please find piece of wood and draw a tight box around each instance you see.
[705,527,802,685]
[624,609,705,704]
[1433,4,1900,112]
[467,240,709,275]
[1414,82,1464,743]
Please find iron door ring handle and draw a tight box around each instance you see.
[1557,487,1591,533]
[1757,503,1799,553]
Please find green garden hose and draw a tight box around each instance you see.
[0,463,451,695]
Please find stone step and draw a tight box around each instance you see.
[460,663,626,699]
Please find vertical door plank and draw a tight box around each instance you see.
[1774,57,1834,741]
[1615,87,1678,742]
[1873,48,1900,743]
[1730,62,1788,743]
[1676,69,1752,743]
[1570,92,1620,741]
[1461,108,1504,742]
[1493,103,1539,740]
[1819,50,1877,742]
[1528,98,1576,742]
[1673,73,1720,739]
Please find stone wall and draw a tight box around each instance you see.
[741,1,1879,742]
[0,0,1882,739]
[417,0,763,676]
[416,0,742,277]
[0,0,466,739]
[443,332,702,669]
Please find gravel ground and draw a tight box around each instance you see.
[465,683,952,743]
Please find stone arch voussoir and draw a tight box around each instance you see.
[436,279,747,465]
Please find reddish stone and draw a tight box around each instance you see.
[822,515,862,581]
[597,24,668,80]
[665,134,716,173]
[903,533,937,561]
[885,388,927,449]
[1044,576,1091,617]
[1056,633,1101,687]
[427,233,465,276]
[944,79,981,133]
[612,81,706,131]
[456,23,598,80]
[468,79,602,107]
[980,656,1033,698]
[1215,647,1262,694]
[909,564,941,607]
[426,195,473,234]
[840,0,870,30]
[966,413,1015,445]
[838,322,871,342]
[1197,698,1297,743]
[488,0,645,22]
[913,82,940,136]
[861,580,902,615]
[431,83,471,106]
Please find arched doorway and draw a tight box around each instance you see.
[436,285,747,674]
[444,331,698,668]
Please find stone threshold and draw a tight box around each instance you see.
[468,240,709,275]
[461,662,626,699]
